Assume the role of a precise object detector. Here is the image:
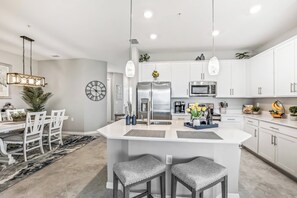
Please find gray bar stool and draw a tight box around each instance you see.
[113,154,166,198]
[171,157,228,198]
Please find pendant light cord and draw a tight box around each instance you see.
[22,37,25,74]
[212,0,215,57]
[129,0,133,59]
[30,40,32,75]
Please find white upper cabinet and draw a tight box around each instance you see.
[217,60,246,97]
[274,39,296,96]
[171,62,190,98]
[190,62,203,81]
[190,61,217,81]
[249,49,274,97]
[139,62,172,82]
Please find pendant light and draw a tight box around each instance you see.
[208,0,220,76]
[125,0,135,78]
[7,36,46,87]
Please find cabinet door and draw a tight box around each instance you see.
[190,62,203,81]
[156,63,172,81]
[258,128,275,163]
[202,61,218,81]
[249,56,261,97]
[139,63,155,82]
[275,40,296,96]
[171,63,190,98]
[275,133,297,176]
[231,60,246,97]
[258,50,274,97]
[243,124,258,153]
[216,60,232,97]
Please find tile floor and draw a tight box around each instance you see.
[0,136,296,198]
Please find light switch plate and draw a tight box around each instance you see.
[166,155,173,165]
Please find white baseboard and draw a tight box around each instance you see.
[106,182,240,198]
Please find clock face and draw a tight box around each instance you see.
[85,81,106,101]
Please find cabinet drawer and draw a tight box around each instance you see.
[172,115,191,121]
[245,117,259,127]
[221,116,243,122]
[260,121,297,139]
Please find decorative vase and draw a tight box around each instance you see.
[252,111,261,115]
[290,115,297,121]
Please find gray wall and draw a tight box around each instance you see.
[38,59,107,132]
[0,49,39,109]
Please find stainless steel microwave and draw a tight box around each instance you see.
[189,81,217,97]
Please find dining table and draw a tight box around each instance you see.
[0,116,68,164]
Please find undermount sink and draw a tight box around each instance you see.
[136,121,172,125]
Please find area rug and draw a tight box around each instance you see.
[0,135,97,192]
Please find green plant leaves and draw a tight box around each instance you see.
[21,87,53,112]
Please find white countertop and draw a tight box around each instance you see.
[97,120,251,144]
[244,113,297,129]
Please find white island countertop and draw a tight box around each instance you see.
[98,119,251,144]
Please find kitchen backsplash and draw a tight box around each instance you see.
[172,98,254,112]
[253,98,297,114]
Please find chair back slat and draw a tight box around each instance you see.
[50,110,65,133]
[25,111,46,138]
[6,109,26,121]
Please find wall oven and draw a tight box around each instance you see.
[189,81,217,97]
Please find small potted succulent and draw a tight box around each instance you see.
[252,106,261,115]
[289,106,297,121]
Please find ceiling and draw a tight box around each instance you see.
[0,0,297,67]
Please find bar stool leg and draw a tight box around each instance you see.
[123,186,130,198]
[160,172,166,198]
[191,189,196,198]
[221,176,228,198]
[113,172,118,198]
[199,191,204,198]
[171,174,177,198]
[147,181,151,198]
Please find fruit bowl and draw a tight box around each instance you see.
[269,100,285,118]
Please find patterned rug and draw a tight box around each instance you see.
[0,135,97,192]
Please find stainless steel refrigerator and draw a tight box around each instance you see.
[136,82,171,120]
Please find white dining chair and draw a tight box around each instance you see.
[3,111,46,162]
[6,109,26,121]
[43,110,65,150]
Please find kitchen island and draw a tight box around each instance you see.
[97,120,251,198]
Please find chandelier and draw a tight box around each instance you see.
[7,36,46,87]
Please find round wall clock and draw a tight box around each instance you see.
[85,80,106,101]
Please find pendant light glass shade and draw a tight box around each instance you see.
[125,60,135,78]
[208,56,220,76]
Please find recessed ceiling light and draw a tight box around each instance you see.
[144,11,153,19]
[150,34,157,40]
[250,4,262,14]
[52,55,60,58]
[212,30,220,37]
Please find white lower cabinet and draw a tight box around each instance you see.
[257,121,297,177]
[243,123,258,153]
[258,128,275,163]
[274,133,297,176]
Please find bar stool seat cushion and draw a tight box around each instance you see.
[171,157,227,190]
[113,155,166,186]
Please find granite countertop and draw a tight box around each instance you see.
[97,119,251,144]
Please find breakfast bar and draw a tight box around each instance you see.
[98,120,251,198]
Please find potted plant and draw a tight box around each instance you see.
[21,87,53,112]
[289,106,297,121]
[252,106,261,115]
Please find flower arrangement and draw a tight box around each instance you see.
[186,103,207,118]
[11,112,27,122]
